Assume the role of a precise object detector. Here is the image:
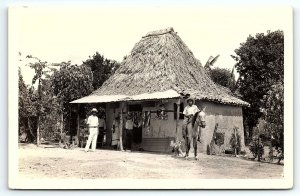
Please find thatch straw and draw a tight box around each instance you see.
[93,28,248,106]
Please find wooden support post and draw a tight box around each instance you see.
[175,99,180,140]
[68,107,71,134]
[119,102,124,151]
[76,104,80,146]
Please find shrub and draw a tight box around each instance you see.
[229,127,241,155]
[249,135,264,161]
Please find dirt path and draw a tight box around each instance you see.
[18,144,283,179]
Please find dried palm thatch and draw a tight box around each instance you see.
[92,27,248,106]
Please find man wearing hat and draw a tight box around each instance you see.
[182,98,199,138]
[124,112,134,151]
[85,108,99,152]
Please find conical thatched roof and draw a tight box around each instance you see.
[72,27,248,106]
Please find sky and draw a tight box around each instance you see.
[10,6,289,85]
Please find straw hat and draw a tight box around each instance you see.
[186,97,195,104]
[91,108,98,113]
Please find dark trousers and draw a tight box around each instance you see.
[97,127,105,148]
[124,129,133,150]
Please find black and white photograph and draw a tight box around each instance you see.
[8,5,293,189]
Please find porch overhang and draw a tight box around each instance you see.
[70,89,181,104]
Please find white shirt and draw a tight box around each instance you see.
[183,105,199,116]
[87,115,99,127]
[125,119,134,130]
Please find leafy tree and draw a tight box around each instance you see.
[209,67,236,92]
[229,127,242,156]
[82,52,120,90]
[262,82,284,154]
[52,62,94,109]
[232,30,284,138]
[18,68,35,142]
[249,135,264,161]
[38,75,61,141]
[25,55,57,145]
[19,66,61,143]
[19,68,28,127]
[51,62,94,133]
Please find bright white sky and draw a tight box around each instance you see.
[10,6,289,85]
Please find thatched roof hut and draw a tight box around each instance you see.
[72,27,248,106]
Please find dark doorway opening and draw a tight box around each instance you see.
[129,104,142,112]
[129,104,143,146]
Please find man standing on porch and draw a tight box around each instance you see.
[182,98,199,138]
[124,112,134,151]
[85,108,99,152]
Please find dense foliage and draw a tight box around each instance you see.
[82,52,120,90]
[18,66,60,142]
[24,55,58,145]
[249,135,264,161]
[209,67,236,92]
[18,68,35,142]
[232,30,284,138]
[51,62,94,112]
[262,82,284,152]
[229,128,242,155]
[19,52,119,143]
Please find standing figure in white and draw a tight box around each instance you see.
[85,108,99,152]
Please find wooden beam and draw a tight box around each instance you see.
[119,102,124,151]
[175,99,180,140]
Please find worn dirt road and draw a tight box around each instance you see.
[18,144,283,179]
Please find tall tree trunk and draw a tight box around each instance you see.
[36,78,41,147]
[27,117,35,140]
[26,117,35,142]
[60,114,63,135]
[37,116,40,146]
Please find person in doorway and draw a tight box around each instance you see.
[111,116,120,150]
[124,112,134,151]
[85,108,99,152]
[97,114,107,148]
[182,98,199,138]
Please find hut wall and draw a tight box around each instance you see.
[142,100,177,138]
[140,100,178,152]
[196,101,245,153]
[105,100,245,154]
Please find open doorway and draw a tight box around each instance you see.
[128,104,143,149]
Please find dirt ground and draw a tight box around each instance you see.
[18,144,283,179]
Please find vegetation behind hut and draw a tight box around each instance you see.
[207,67,236,93]
[232,30,284,142]
[18,66,61,143]
[82,52,120,90]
